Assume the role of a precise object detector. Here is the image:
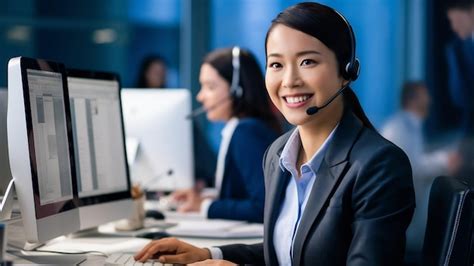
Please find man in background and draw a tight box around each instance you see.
[382,81,459,178]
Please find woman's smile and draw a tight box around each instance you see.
[282,93,314,108]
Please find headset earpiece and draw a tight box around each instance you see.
[231,85,243,98]
[230,46,243,100]
[344,58,360,81]
[333,9,360,82]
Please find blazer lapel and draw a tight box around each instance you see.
[292,110,364,265]
[264,137,291,265]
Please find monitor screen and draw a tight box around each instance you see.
[68,75,129,198]
[27,69,74,206]
[121,89,194,191]
[67,69,132,230]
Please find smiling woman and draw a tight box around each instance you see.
[134,3,415,266]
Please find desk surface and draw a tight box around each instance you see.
[7,212,262,265]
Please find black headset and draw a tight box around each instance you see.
[186,46,243,119]
[306,9,361,115]
[333,9,360,81]
[230,46,243,99]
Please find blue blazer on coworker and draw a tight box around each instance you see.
[446,38,474,110]
[446,37,474,136]
[207,118,279,223]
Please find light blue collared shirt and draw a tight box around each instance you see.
[207,125,338,262]
[273,126,338,266]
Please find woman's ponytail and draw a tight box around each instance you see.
[344,88,376,130]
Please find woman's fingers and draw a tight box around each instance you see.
[134,237,210,263]
[134,237,179,262]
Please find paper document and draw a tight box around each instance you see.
[165,219,263,239]
[38,236,151,255]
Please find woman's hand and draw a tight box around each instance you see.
[189,259,238,266]
[172,189,204,212]
[134,237,210,264]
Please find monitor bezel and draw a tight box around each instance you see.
[66,68,132,207]
[20,57,79,219]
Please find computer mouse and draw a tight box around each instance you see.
[137,231,170,240]
[145,210,165,220]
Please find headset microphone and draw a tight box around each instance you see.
[185,93,232,119]
[306,83,350,115]
[186,105,207,119]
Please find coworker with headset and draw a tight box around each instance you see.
[173,47,281,223]
[135,2,415,265]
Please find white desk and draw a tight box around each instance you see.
[6,212,262,265]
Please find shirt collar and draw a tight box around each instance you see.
[221,117,239,138]
[279,125,339,177]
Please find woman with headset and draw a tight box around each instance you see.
[171,47,281,223]
[135,3,415,265]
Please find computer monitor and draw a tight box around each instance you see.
[67,69,133,230]
[7,57,80,248]
[0,88,12,196]
[121,89,194,191]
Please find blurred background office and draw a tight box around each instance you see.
[0,0,472,264]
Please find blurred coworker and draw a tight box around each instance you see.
[381,81,459,179]
[446,0,474,138]
[381,81,460,262]
[136,54,168,88]
[173,47,281,223]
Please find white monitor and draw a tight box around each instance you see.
[67,69,133,230]
[7,57,80,247]
[121,89,194,191]
[0,89,11,195]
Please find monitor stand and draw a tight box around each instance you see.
[7,250,86,265]
[0,181,49,251]
[6,218,87,264]
[5,217,45,252]
[1,182,86,264]
[0,179,15,221]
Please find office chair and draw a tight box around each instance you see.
[422,176,474,266]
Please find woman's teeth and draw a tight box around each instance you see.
[286,95,310,103]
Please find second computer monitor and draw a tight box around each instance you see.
[67,69,133,230]
[121,89,194,191]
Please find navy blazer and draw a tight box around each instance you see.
[208,118,278,223]
[446,38,474,137]
[219,109,415,265]
[446,38,474,111]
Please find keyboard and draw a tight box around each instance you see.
[105,253,172,265]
